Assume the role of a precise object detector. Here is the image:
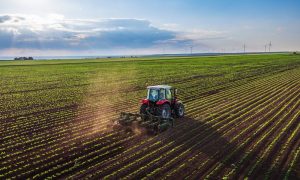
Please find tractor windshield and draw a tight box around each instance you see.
[148,89,159,102]
[159,89,166,100]
[147,88,167,101]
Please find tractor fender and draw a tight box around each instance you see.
[175,100,183,105]
[156,100,171,106]
[175,100,185,108]
[141,99,149,105]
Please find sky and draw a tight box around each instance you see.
[0,0,300,56]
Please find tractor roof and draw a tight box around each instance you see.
[147,85,173,90]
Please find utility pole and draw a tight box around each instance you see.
[268,41,272,52]
[190,46,193,55]
[243,44,246,54]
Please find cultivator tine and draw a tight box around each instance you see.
[119,112,140,125]
[118,112,175,133]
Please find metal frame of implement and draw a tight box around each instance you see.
[119,112,174,132]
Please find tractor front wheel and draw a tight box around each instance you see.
[159,104,171,119]
[175,103,185,118]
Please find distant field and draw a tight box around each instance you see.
[1,54,299,179]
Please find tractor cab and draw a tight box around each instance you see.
[140,85,184,119]
[146,85,174,103]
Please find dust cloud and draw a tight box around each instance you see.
[73,64,141,138]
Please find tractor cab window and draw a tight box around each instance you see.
[159,89,166,100]
[148,89,159,101]
[166,89,172,100]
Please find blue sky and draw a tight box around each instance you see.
[0,0,299,56]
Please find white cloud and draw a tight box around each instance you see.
[0,14,180,50]
[0,14,228,55]
[175,29,227,42]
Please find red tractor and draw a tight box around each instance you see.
[119,85,185,132]
[140,85,185,119]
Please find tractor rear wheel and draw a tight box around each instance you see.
[175,103,185,118]
[140,104,147,114]
[159,104,171,119]
[140,104,148,120]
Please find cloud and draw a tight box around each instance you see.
[0,14,226,55]
[0,14,180,51]
[182,30,226,40]
[0,15,25,23]
[0,15,11,23]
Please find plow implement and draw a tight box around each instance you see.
[113,85,184,134]
[117,112,174,133]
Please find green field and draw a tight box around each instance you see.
[1,54,300,179]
